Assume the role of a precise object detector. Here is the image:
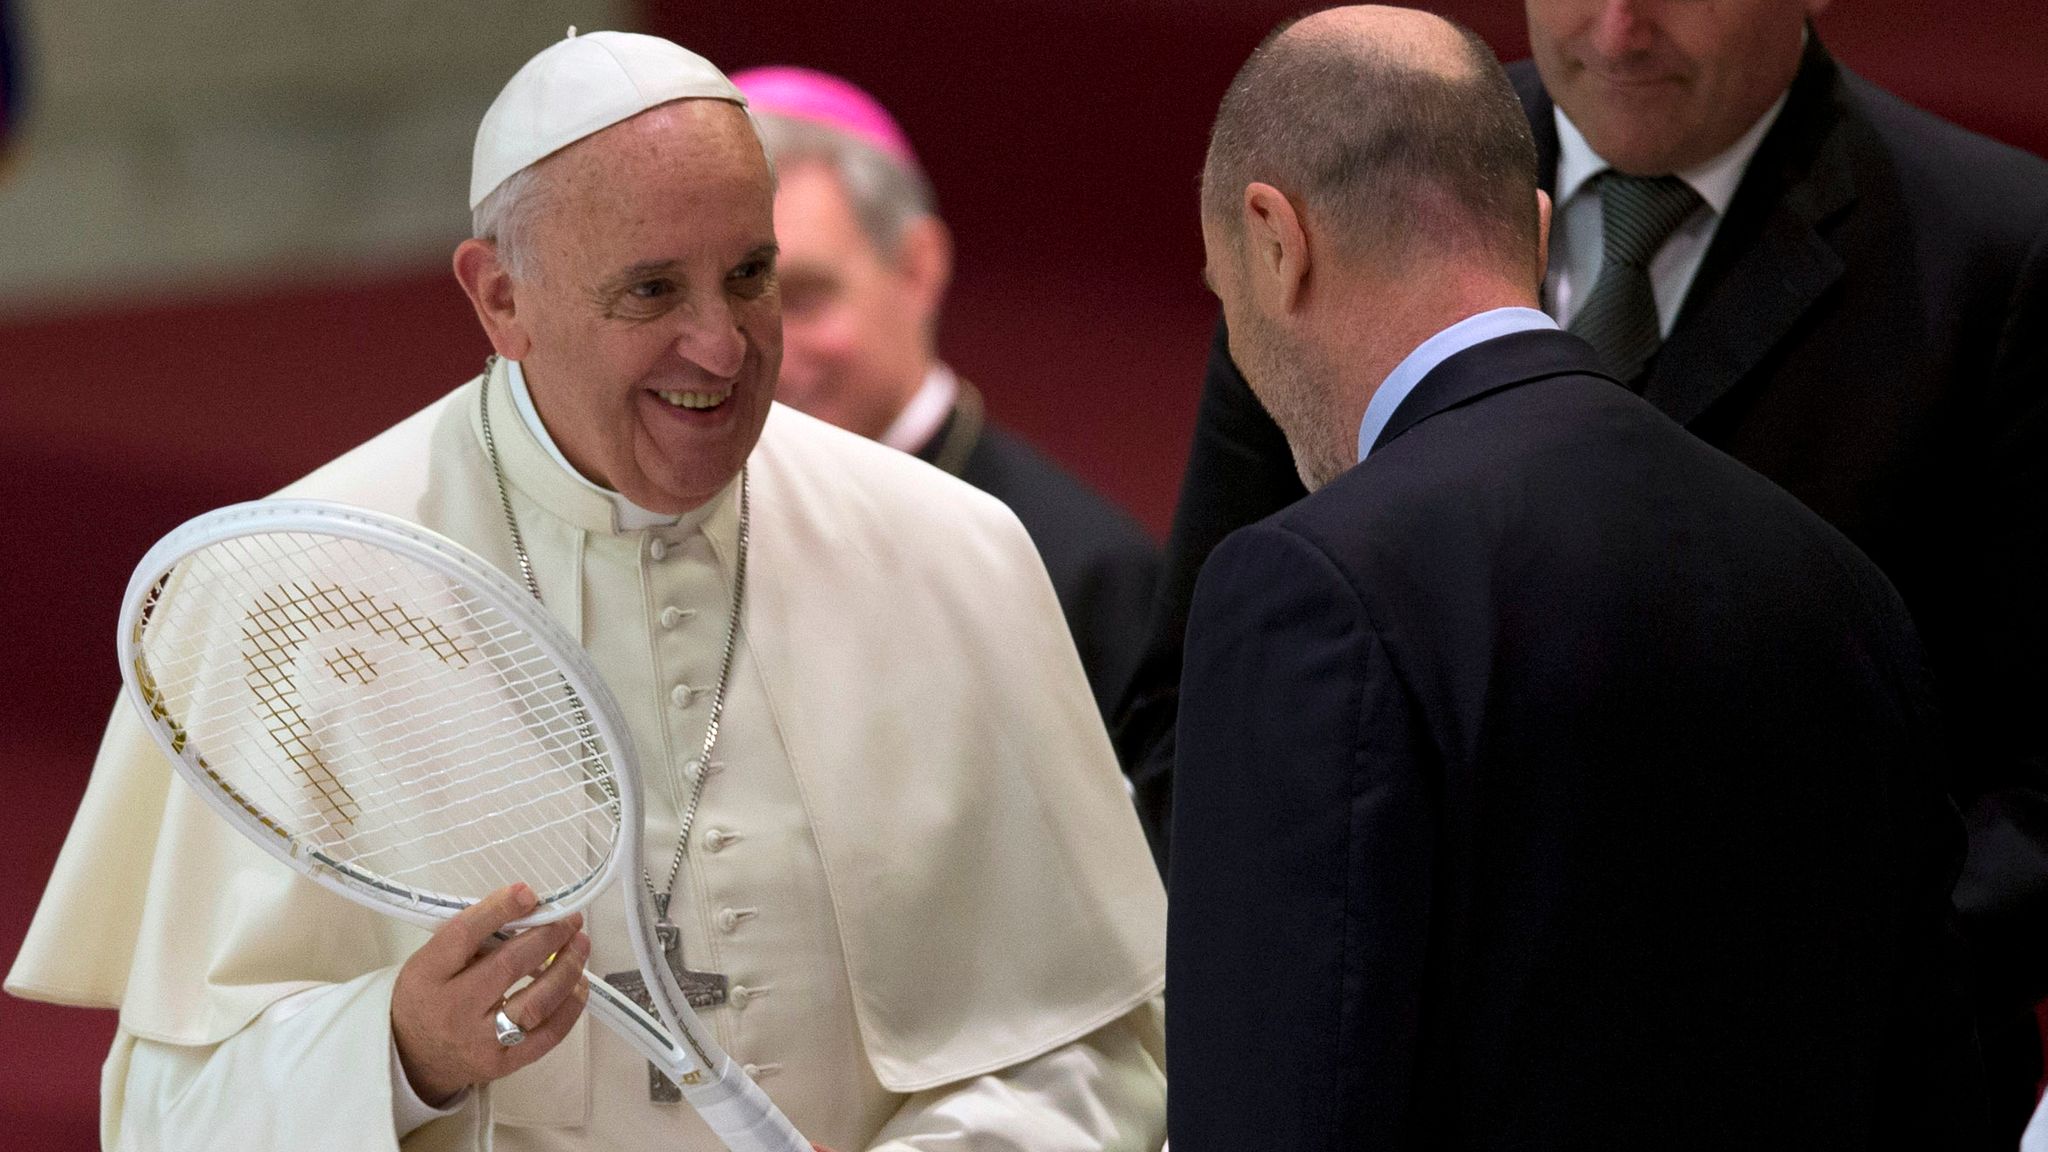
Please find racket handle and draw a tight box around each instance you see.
[581,976,807,1151]
[583,976,690,1073]
[681,1053,809,1152]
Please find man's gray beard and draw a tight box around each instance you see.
[1289,440,1350,493]
[1244,328,1353,493]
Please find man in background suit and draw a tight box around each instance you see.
[734,67,1160,727]
[1170,8,1985,1146]
[1122,0,2048,1128]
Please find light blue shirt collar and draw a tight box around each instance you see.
[1357,307,1558,461]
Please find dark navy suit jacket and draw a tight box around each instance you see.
[1123,37,2048,1129]
[1167,329,1984,1150]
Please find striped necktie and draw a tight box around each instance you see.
[1567,173,1703,388]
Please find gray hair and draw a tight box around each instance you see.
[471,162,551,280]
[1202,17,1539,270]
[753,112,936,256]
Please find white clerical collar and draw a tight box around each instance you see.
[1553,85,1790,218]
[879,363,960,454]
[505,358,686,531]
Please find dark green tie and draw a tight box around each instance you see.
[1567,173,1703,387]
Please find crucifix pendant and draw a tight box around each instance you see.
[602,898,730,1103]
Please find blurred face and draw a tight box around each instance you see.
[504,101,781,514]
[771,160,942,441]
[1527,0,1825,175]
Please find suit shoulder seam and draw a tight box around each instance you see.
[1260,519,1390,645]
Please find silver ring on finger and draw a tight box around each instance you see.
[493,1007,526,1048]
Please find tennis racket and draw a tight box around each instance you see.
[116,498,806,1152]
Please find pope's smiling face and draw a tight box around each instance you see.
[466,99,782,515]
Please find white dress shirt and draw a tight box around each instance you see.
[1545,93,1789,335]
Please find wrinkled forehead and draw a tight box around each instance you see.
[544,99,772,203]
[593,98,761,165]
[533,102,778,261]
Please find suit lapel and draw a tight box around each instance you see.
[1372,329,1615,455]
[1640,37,1858,426]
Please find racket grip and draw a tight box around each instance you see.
[681,1054,809,1152]
[583,975,688,1073]
[582,977,807,1151]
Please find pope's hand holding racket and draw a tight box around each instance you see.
[117,499,806,1152]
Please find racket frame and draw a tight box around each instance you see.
[115,499,712,1083]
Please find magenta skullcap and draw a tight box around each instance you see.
[731,66,920,173]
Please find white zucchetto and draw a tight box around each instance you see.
[469,28,749,208]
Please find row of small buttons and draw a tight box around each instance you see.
[633,532,768,1058]
[642,531,785,1080]
[648,535,709,745]
[640,532,775,1048]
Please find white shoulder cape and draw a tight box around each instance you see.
[8,372,1165,1093]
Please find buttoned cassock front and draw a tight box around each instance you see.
[6,360,1167,1151]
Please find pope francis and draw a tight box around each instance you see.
[5,30,1166,1152]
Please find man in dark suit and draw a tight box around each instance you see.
[1170,8,1986,1147]
[1124,2,2048,1128]
[735,66,1160,725]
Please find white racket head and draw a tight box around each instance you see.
[116,499,640,932]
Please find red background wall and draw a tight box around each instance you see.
[3,2,2044,1145]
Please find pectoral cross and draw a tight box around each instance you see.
[602,895,729,1103]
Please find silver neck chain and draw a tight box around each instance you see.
[478,356,749,915]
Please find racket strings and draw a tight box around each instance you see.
[183,597,611,903]
[134,529,621,908]
[228,532,613,900]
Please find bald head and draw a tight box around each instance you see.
[1202,5,1539,280]
[1298,5,1473,66]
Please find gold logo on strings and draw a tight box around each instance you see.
[323,647,378,685]
[241,583,477,830]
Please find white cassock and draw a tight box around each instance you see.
[6,358,1167,1151]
